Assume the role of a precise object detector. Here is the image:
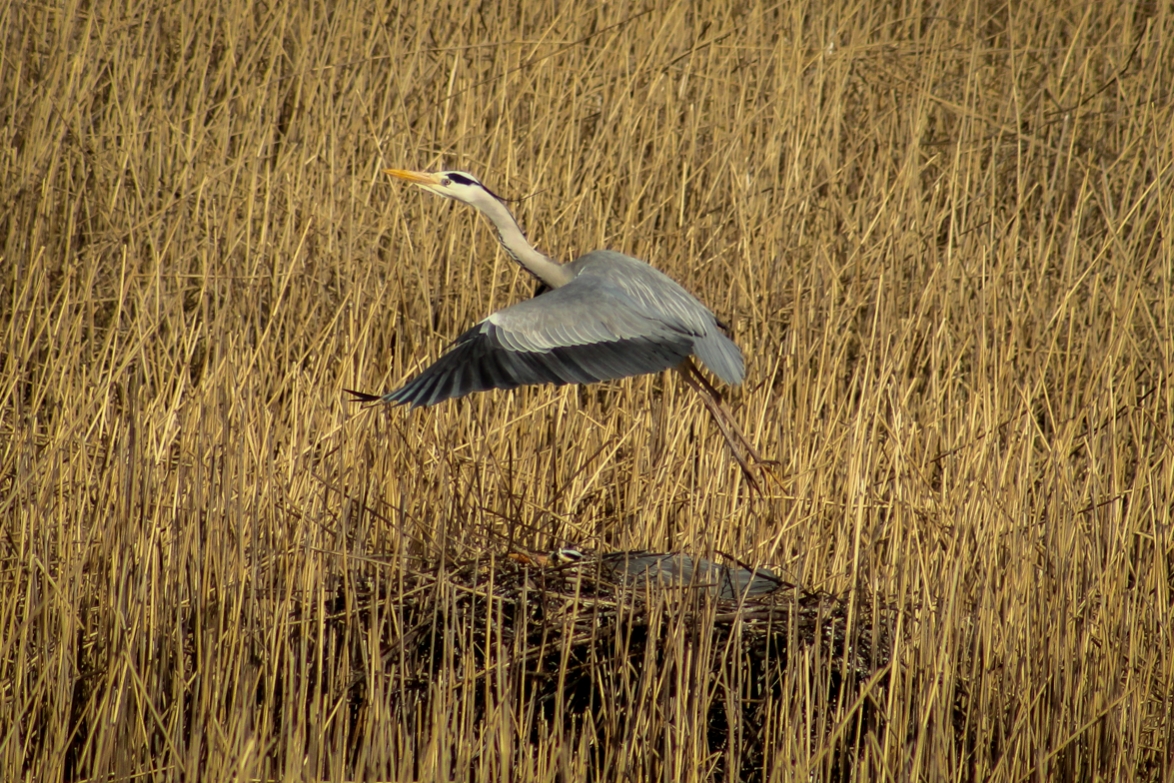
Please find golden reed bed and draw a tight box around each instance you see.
[3,1,1172,780]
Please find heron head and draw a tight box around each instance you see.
[384,168,505,208]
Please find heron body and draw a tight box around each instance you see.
[367,170,743,408]
[599,551,781,600]
[515,549,782,601]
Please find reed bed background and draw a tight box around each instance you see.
[3,0,1172,780]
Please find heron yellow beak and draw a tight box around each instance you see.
[384,168,442,186]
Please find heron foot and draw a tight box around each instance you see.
[677,360,777,493]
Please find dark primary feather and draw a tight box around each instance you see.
[344,389,385,404]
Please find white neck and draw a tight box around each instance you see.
[474,196,574,288]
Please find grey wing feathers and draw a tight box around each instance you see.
[692,330,744,385]
[377,250,744,408]
[382,276,696,408]
[568,251,744,384]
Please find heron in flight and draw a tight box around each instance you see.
[349,168,763,482]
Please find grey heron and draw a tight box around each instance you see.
[349,168,764,483]
[511,548,783,601]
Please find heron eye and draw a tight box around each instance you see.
[440,177,451,187]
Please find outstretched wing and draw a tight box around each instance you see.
[378,275,698,408]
